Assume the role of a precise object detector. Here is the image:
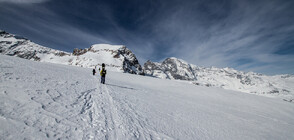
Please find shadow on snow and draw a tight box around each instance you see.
[105,83,136,90]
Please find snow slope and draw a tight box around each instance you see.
[1,55,294,140]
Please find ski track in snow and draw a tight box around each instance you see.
[0,54,164,139]
[1,55,294,140]
[106,85,173,140]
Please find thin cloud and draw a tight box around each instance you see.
[0,0,50,3]
[0,4,110,51]
[143,0,294,74]
[0,0,293,75]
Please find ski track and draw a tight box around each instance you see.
[104,84,173,140]
[1,73,166,139]
[0,67,170,140]
[0,56,124,139]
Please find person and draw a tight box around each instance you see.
[100,63,107,84]
[92,68,96,75]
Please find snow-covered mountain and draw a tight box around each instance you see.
[144,57,294,101]
[1,55,294,140]
[1,30,294,101]
[0,30,144,75]
[0,30,68,61]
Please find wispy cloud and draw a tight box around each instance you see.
[0,0,50,3]
[0,0,293,75]
[0,3,111,52]
[138,0,294,75]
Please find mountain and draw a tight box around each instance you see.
[1,30,293,101]
[0,30,67,61]
[0,30,144,75]
[1,54,294,139]
[144,57,294,102]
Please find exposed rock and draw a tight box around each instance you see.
[73,48,87,56]
[144,57,196,80]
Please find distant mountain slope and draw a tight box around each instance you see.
[0,30,68,61]
[144,57,294,102]
[0,30,144,74]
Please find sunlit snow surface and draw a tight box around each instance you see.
[1,55,294,140]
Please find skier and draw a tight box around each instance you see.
[100,63,107,84]
[92,68,96,75]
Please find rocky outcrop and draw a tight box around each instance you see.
[118,46,144,75]
[73,48,88,56]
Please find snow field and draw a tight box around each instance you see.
[1,55,294,140]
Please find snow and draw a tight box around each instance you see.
[38,51,124,72]
[145,58,294,101]
[3,31,291,99]
[192,66,294,100]
[1,54,294,140]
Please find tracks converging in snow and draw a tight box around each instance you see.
[69,81,168,140]
[99,84,123,139]
[76,82,156,139]
[64,80,149,139]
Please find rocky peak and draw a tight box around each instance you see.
[144,57,196,80]
[117,47,144,75]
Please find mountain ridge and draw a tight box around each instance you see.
[1,30,293,101]
[144,57,294,102]
[0,30,144,75]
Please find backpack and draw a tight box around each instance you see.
[100,69,106,76]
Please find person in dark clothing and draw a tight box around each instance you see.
[92,68,96,75]
[100,63,107,84]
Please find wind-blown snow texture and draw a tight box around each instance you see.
[144,57,294,102]
[1,55,294,140]
[0,30,143,75]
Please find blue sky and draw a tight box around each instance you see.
[0,0,294,75]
